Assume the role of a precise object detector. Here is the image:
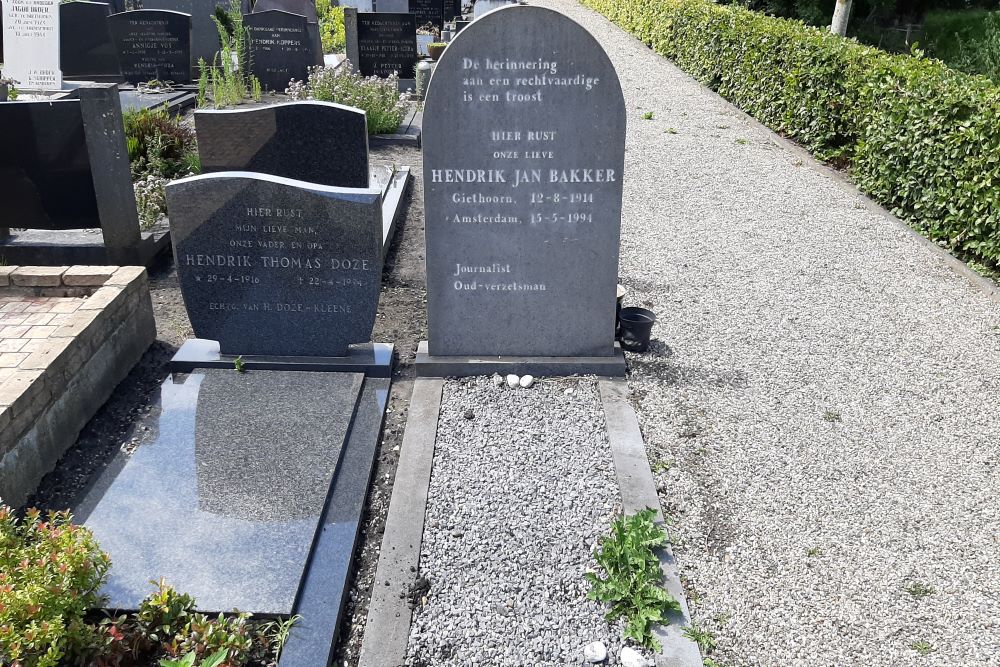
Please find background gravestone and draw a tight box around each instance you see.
[423,5,625,358]
[141,0,250,70]
[339,0,373,10]
[355,12,416,78]
[411,0,445,30]
[195,102,370,187]
[473,0,516,19]
[2,0,61,90]
[165,172,383,357]
[108,9,192,84]
[375,0,407,12]
[244,10,315,91]
[251,0,322,64]
[60,1,119,80]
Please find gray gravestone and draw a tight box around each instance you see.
[243,10,315,91]
[165,172,383,357]
[107,9,192,84]
[251,0,322,63]
[375,0,407,11]
[60,2,119,79]
[195,102,369,187]
[141,0,250,70]
[422,5,625,358]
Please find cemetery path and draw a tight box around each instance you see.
[536,1,1000,665]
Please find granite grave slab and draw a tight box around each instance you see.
[244,10,316,92]
[60,1,118,80]
[107,9,192,84]
[421,5,626,361]
[251,0,322,62]
[165,172,383,357]
[411,0,445,29]
[375,0,407,12]
[2,0,61,90]
[76,369,365,613]
[195,102,369,187]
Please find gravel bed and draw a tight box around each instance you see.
[530,2,1000,665]
[405,376,629,666]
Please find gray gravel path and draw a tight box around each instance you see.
[530,1,1000,666]
[405,377,627,665]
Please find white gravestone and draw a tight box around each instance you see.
[2,0,61,90]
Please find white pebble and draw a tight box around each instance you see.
[506,374,519,388]
[619,646,651,667]
[583,640,608,663]
[492,373,504,387]
[519,374,535,388]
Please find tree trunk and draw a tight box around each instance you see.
[830,0,852,37]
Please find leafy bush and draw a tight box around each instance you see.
[582,0,1000,269]
[317,0,346,53]
[586,509,680,651]
[197,0,263,103]
[123,104,199,180]
[286,63,407,134]
[0,506,110,667]
[925,9,1000,82]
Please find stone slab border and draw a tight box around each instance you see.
[414,340,627,377]
[599,378,703,667]
[359,378,443,667]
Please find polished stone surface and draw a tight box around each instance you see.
[356,12,417,79]
[118,89,195,113]
[195,102,369,188]
[2,0,61,90]
[170,338,394,377]
[244,10,316,92]
[423,6,625,357]
[60,1,119,79]
[165,172,383,357]
[0,100,101,230]
[76,370,364,613]
[414,340,626,376]
[375,0,407,12]
[107,9,192,84]
[277,377,390,667]
[252,0,316,22]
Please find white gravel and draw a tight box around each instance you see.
[404,376,629,666]
[527,1,1000,666]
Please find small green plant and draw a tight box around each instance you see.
[734,137,748,145]
[137,578,196,645]
[911,639,936,656]
[261,614,301,660]
[234,355,246,373]
[0,506,111,667]
[642,111,654,120]
[173,612,253,663]
[822,410,842,423]
[429,41,448,48]
[905,581,936,599]
[683,624,718,654]
[651,459,672,473]
[123,104,198,180]
[806,546,822,557]
[703,659,725,667]
[287,63,407,135]
[198,0,262,106]
[159,648,228,667]
[316,0,346,53]
[665,127,678,134]
[586,509,680,650]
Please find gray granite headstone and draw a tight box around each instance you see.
[165,172,383,357]
[472,0,515,19]
[60,1,119,79]
[252,0,317,21]
[423,5,625,358]
[195,102,369,187]
[107,9,192,84]
[375,0,407,11]
[243,10,315,91]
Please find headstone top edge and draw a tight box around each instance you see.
[195,100,367,119]
[167,171,383,199]
[108,8,192,17]
[245,8,309,19]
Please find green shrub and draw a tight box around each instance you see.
[317,0,346,53]
[582,0,1000,269]
[0,506,110,667]
[123,104,199,180]
[925,9,1000,82]
[286,63,407,134]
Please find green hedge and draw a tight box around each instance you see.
[581,0,1000,269]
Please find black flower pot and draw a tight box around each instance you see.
[618,306,656,353]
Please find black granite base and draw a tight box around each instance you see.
[414,341,628,377]
[169,340,394,377]
[0,228,170,267]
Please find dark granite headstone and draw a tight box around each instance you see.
[60,2,120,79]
[356,12,416,79]
[140,0,250,70]
[0,100,101,229]
[244,10,314,91]
[195,102,369,187]
[411,0,445,30]
[252,0,316,21]
[423,5,625,357]
[108,9,192,84]
[78,369,365,613]
[165,172,383,357]
[374,0,406,11]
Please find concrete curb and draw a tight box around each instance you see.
[358,378,444,667]
[599,379,703,667]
